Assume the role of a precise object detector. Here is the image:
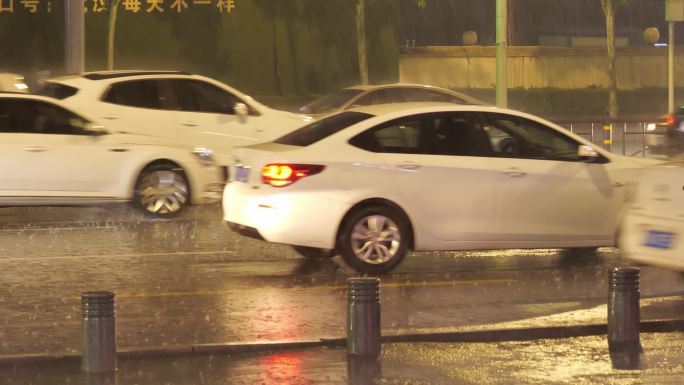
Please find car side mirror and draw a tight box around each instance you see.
[233,102,248,115]
[84,122,108,136]
[578,144,599,160]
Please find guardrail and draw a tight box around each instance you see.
[560,121,659,158]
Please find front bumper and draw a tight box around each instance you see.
[620,210,684,271]
[648,129,684,157]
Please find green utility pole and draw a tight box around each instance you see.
[666,0,684,114]
[670,20,675,114]
[496,0,508,107]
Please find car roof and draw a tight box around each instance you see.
[0,92,53,101]
[0,92,100,120]
[345,101,510,116]
[50,70,190,82]
[343,102,590,140]
[341,83,486,104]
[344,83,452,92]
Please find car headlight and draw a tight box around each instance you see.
[193,147,215,166]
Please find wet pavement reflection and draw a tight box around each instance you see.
[0,205,683,358]
[2,333,684,385]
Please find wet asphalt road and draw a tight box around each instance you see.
[1,204,684,356]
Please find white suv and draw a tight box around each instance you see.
[39,71,310,169]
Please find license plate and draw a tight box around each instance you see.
[678,122,684,133]
[235,166,250,182]
[644,230,675,249]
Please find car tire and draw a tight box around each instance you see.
[291,245,337,259]
[134,162,190,218]
[337,205,410,274]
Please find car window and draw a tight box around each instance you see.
[350,112,490,156]
[354,89,405,106]
[170,79,243,115]
[363,118,423,153]
[102,80,162,109]
[0,98,91,135]
[275,111,373,146]
[35,82,79,100]
[299,89,364,114]
[482,113,585,161]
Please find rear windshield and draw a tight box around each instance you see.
[275,111,373,146]
[35,82,79,100]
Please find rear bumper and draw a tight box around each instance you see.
[222,182,349,249]
[226,221,265,241]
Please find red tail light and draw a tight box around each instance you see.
[261,164,325,187]
[666,113,675,126]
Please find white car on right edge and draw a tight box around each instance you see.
[223,103,659,274]
[620,160,684,271]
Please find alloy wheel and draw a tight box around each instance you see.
[137,169,189,215]
[350,214,401,264]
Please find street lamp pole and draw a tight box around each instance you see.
[65,0,85,73]
[496,0,508,107]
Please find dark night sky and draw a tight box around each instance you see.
[398,0,673,46]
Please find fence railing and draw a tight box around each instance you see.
[560,121,659,158]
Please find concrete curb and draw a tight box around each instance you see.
[1,319,683,366]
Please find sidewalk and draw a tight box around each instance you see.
[1,295,683,384]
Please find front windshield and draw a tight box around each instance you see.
[299,89,364,115]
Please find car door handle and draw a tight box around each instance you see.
[23,146,47,152]
[397,163,421,170]
[182,122,199,127]
[503,168,526,178]
[102,115,119,120]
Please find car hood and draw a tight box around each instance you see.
[267,108,313,125]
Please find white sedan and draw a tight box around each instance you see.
[223,103,657,273]
[0,93,223,217]
[620,160,684,271]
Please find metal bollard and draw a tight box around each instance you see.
[81,291,117,373]
[607,267,641,370]
[347,277,381,357]
[347,355,381,385]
